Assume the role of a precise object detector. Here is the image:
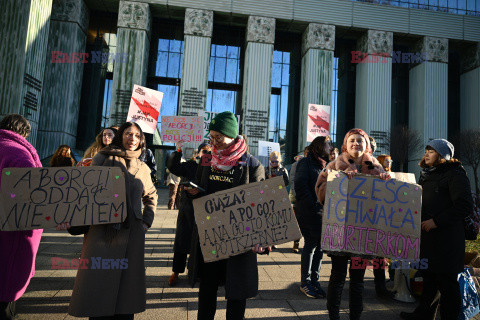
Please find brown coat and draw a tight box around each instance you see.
[68,148,158,317]
[315,152,384,204]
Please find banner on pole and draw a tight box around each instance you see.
[307,104,330,142]
[126,84,164,134]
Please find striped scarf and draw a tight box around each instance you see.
[210,135,247,171]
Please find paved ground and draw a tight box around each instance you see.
[17,188,423,320]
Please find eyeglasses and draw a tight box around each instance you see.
[208,134,225,142]
[199,149,209,154]
[270,160,279,164]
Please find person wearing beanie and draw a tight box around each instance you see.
[166,140,211,287]
[185,111,268,320]
[400,139,473,320]
[315,128,391,320]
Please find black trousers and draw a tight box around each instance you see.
[89,314,133,320]
[327,256,366,320]
[172,252,188,274]
[198,259,246,320]
[0,301,15,320]
[414,270,460,320]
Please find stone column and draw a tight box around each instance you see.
[178,9,213,117]
[460,43,480,131]
[460,43,480,190]
[241,16,275,156]
[108,0,151,126]
[0,0,53,145]
[37,0,89,158]
[408,37,448,176]
[354,30,393,154]
[298,23,335,151]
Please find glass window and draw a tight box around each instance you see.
[270,51,290,144]
[101,79,113,128]
[350,0,478,16]
[206,89,237,113]
[331,58,339,144]
[154,39,184,78]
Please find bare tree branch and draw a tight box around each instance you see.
[454,129,480,198]
[385,125,423,172]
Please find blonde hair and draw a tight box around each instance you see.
[269,151,282,162]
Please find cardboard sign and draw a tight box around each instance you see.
[258,141,281,168]
[193,176,302,262]
[390,172,416,184]
[0,167,127,231]
[321,171,422,260]
[160,116,204,143]
[126,85,164,134]
[199,111,240,141]
[307,104,330,142]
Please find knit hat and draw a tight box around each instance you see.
[341,128,372,154]
[209,111,238,138]
[426,139,454,161]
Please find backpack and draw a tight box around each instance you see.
[465,191,480,241]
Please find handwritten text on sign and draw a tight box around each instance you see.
[193,176,302,262]
[0,167,127,231]
[160,116,203,143]
[126,84,164,134]
[321,171,422,260]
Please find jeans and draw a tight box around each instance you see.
[327,256,366,320]
[301,235,323,283]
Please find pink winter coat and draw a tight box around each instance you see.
[0,129,43,302]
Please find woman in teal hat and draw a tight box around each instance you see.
[186,111,268,320]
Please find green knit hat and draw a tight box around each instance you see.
[209,111,238,138]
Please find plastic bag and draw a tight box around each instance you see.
[458,267,480,320]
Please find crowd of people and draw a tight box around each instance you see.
[0,112,476,320]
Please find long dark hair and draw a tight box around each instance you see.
[110,122,146,155]
[309,136,332,161]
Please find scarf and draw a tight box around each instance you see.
[98,146,142,243]
[210,135,247,171]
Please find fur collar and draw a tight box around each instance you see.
[327,152,384,176]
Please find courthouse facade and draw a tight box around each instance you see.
[0,0,479,180]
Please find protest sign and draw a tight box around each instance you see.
[126,85,164,134]
[307,104,330,142]
[389,172,416,184]
[192,176,302,262]
[160,116,204,143]
[321,171,422,260]
[0,167,127,231]
[258,141,281,168]
[199,111,240,141]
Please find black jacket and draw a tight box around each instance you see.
[266,166,289,186]
[294,154,327,238]
[166,151,198,254]
[187,152,265,299]
[419,161,473,273]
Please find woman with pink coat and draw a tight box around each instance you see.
[0,114,43,320]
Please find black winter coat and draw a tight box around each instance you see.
[419,161,473,274]
[187,152,265,299]
[166,151,198,254]
[266,166,289,186]
[294,154,327,238]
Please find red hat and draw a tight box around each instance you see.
[341,128,372,154]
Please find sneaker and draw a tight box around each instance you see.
[300,281,319,298]
[168,272,179,286]
[310,281,326,298]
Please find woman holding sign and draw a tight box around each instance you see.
[0,114,43,320]
[186,111,266,320]
[61,122,158,319]
[315,128,389,320]
[400,139,473,320]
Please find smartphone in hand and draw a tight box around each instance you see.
[179,181,206,192]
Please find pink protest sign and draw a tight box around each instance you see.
[126,85,164,134]
[160,116,204,143]
[306,104,330,142]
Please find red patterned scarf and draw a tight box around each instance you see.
[210,136,247,171]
